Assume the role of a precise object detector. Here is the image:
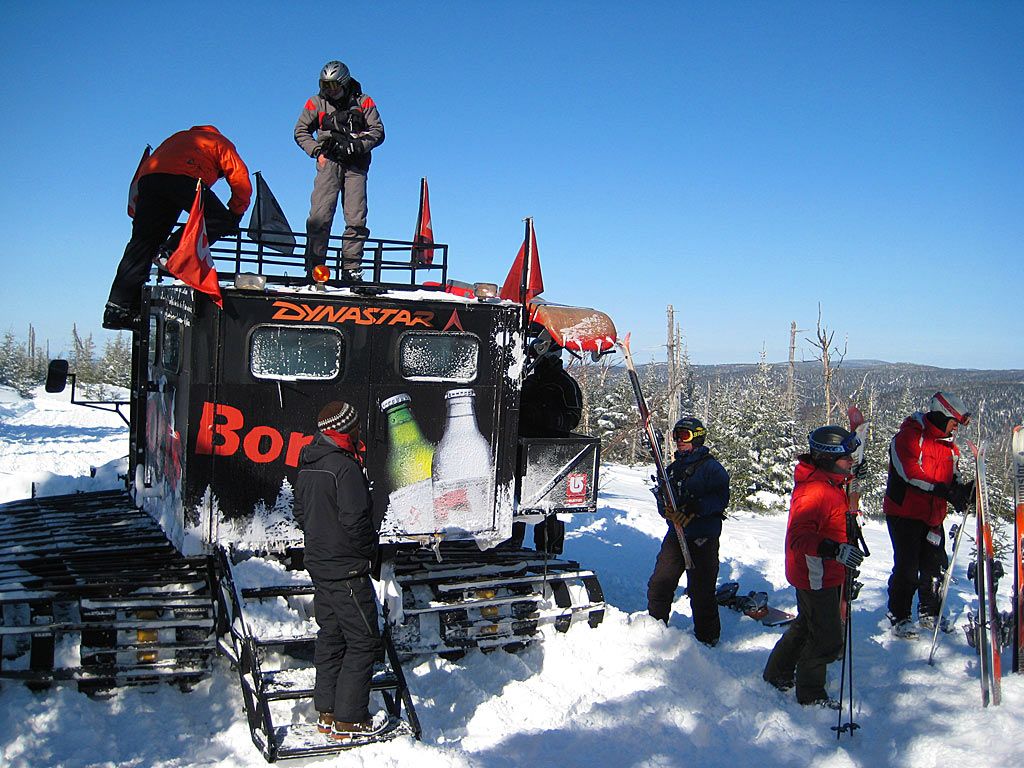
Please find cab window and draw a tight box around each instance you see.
[249,325,344,380]
[399,332,479,382]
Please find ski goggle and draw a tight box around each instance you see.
[809,432,861,455]
[673,425,706,443]
[320,79,345,93]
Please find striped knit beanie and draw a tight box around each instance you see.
[317,400,359,434]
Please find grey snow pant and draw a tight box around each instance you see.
[763,585,843,704]
[305,160,368,276]
[312,575,382,723]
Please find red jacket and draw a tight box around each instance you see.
[883,413,959,527]
[785,456,850,591]
[140,125,252,215]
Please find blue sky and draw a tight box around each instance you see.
[0,2,1020,368]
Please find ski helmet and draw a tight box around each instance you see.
[672,417,706,446]
[808,426,859,464]
[319,60,351,94]
[929,391,970,425]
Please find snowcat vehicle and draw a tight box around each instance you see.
[0,181,616,760]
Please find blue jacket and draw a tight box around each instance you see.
[656,446,730,540]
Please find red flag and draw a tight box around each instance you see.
[127,145,152,218]
[412,177,434,265]
[164,181,223,307]
[499,218,544,303]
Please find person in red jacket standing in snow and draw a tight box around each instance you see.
[763,426,865,708]
[883,391,974,639]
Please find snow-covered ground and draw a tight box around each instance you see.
[1,386,1021,768]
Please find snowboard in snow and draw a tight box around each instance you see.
[716,582,796,626]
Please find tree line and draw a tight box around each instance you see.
[0,325,131,398]
[571,345,1024,532]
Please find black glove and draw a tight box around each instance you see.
[323,136,361,163]
[947,479,976,511]
[320,109,353,134]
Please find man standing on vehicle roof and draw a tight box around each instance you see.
[104,125,252,331]
[293,401,386,741]
[295,60,385,283]
[883,391,974,639]
[763,426,865,708]
[646,417,730,646]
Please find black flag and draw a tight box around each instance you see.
[246,172,296,255]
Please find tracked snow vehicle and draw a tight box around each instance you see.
[0,189,616,760]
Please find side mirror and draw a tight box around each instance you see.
[45,359,70,393]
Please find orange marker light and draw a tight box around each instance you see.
[312,265,331,283]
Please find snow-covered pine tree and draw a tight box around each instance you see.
[99,332,132,390]
[738,347,798,511]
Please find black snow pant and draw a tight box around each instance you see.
[305,160,368,276]
[886,515,947,621]
[311,574,382,723]
[647,530,721,645]
[763,586,843,704]
[108,173,239,310]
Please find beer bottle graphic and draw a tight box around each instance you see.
[432,388,493,524]
[380,393,435,529]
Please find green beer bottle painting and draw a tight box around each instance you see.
[380,393,436,529]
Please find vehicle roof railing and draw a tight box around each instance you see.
[156,227,450,293]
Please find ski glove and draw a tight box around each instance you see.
[934,479,975,511]
[817,539,864,569]
[852,459,868,480]
[320,110,352,134]
[321,137,361,163]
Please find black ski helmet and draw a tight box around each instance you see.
[319,60,351,94]
[672,417,706,446]
[807,425,859,467]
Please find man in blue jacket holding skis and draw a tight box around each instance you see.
[647,417,731,646]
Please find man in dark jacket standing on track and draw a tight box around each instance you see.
[104,125,251,330]
[294,60,385,283]
[763,426,865,708]
[293,400,385,741]
[647,417,730,646]
[883,391,974,639]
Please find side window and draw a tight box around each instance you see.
[162,320,181,372]
[249,325,344,380]
[147,315,159,368]
[399,332,479,382]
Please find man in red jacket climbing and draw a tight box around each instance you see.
[105,125,251,330]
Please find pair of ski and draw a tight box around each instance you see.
[927,438,1006,706]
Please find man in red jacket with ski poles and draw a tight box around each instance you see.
[764,426,865,708]
[884,391,975,639]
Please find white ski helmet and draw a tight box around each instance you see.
[929,391,970,425]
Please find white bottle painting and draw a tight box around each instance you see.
[431,388,494,527]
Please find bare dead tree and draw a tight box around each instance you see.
[787,320,807,419]
[805,303,847,423]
